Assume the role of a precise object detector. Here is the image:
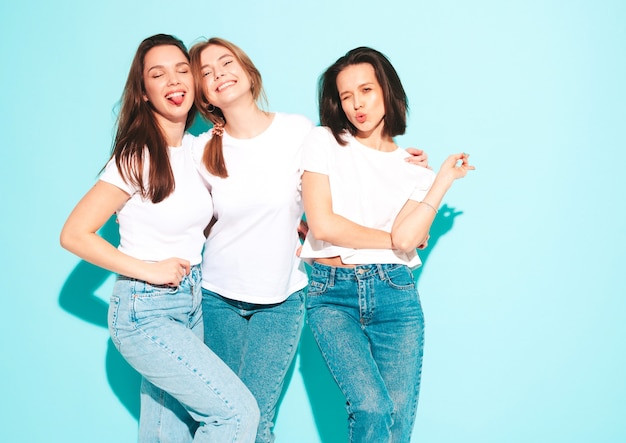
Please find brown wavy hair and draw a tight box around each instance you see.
[110,34,196,203]
[319,47,408,146]
[189,37,266,178]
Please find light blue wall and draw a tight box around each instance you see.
[2,1,625,442]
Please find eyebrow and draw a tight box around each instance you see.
[147,61,190,73]
[201,54,234,70]
[339,81,375,95]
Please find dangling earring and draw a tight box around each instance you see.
[207,103,215,113]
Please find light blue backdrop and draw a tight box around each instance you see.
[1,0,625,442]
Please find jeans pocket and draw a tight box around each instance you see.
[132,283,192,324]
[306,279,328,297]
[383,264,416,290]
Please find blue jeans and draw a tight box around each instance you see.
[202,288,305,443]
[108,265,260,443]
[306,262,425,443]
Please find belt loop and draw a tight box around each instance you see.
[377,264,386,280]
[189,264,200,284]
[329,265,336,287]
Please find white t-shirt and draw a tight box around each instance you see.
[193,113,314,304]
[299,127,436,268]
[100,133,213,266]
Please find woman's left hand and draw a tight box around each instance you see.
[440,152,475,180]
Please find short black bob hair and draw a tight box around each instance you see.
[318,46,408,145]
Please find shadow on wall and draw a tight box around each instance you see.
[412,204,464,281]
[299,204,463,443]
[58,215,141,420]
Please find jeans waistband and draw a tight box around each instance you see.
[311,262,407,280]
[117,263,201,285]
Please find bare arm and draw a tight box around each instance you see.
[302,171,392,249]
[392,153,475,253]
[60,180,190,285]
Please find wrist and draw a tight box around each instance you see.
[419,201,438,214]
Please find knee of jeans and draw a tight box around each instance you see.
[200,388,259,430]
[348,402,394,439]
[348,392,394,421]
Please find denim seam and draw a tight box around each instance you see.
[108,296,122,348]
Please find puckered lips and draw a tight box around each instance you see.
[165,90,186,106]
[355,112,367,124]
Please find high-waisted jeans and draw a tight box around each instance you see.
[108,265,259,442]
[202,288,305,443]
[306,262,425,443]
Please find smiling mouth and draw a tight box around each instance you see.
[166,91,185,105]
[216,81,236,92]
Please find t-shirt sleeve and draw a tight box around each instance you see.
[99,158,137,195]
[301,126,332,175]
[408,167,437,202]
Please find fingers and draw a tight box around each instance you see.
[163,259,191,286]
[417,234,430,249]
[460,153,475,170]
[172,260,191,285]
[453,152,475,170]
[404,148,430,168]
[405,147,423,155]
[179,260,191,276]
[144,258,193,286]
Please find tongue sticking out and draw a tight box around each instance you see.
[169,94,185,106]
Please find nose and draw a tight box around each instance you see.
[353,98,363,110]
[167,72,181,86]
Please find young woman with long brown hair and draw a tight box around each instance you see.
[60,34,259,443]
